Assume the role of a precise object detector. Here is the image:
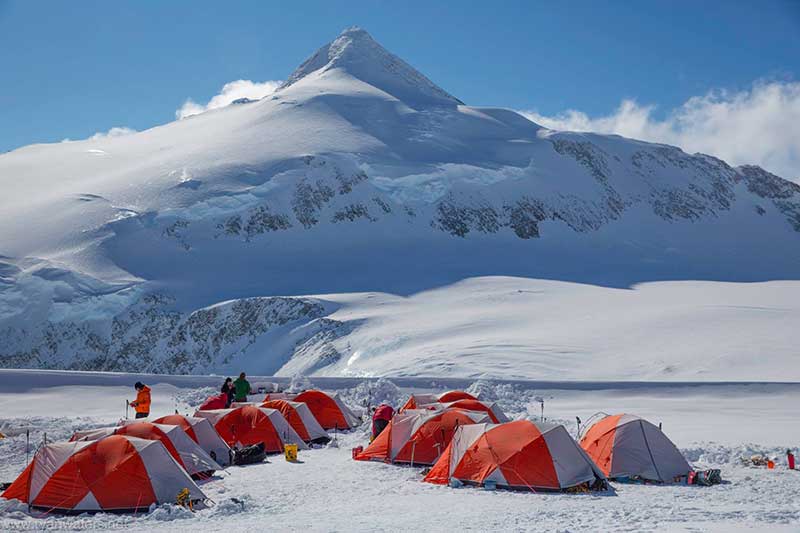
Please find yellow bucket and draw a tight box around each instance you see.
[284,443,298,462]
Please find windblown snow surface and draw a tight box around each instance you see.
[0,371,798,532]
[1,27,799,379]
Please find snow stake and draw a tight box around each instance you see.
[534,396,545,422]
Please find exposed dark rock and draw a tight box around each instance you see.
[739,165,800,199]
[243,206,292,239]
[162,219,191,250]
[332,203,377,223]
[738,165,800,231]
[0,293,331,374]
[336,170,368,194]
[372,196,392,213]
[293,179,335,228]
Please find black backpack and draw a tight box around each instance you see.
[232,442,267,465]
[694,469,722,486]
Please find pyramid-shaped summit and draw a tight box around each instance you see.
[281,27,463,106]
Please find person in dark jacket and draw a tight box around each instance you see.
[221,377,235,407]
[371,403,394,441]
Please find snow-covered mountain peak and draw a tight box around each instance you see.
[2,28,800,377]
[280,27,463,106]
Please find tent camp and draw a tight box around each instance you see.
[420,399,509,424]
[579,413,691,483]
[400,390,476,410]
[355,408,491,465]
[424,420,607,492]
[70,422,221,478]
[195,406,308,453]
[293,390,360,430]
[153,414,233,466]
[261,400,329,443]
[1,436,206,513]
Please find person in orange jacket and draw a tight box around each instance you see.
[130,382,151,419]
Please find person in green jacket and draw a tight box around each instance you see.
[233,372,252,402]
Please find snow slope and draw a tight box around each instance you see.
[0,372,798,532]
[1,27,799,377]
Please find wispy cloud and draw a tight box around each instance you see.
[521,81,800,181]
[176,79,281,119]
[89,126,137,140]
[61,126,137,143]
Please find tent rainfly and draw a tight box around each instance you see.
[579,413,691,483]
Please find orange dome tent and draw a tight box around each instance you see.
[2,436,206,513]
[400,390,476,410]
[153,414,233,466]
[261,399,329,443]
[579,414,691,483]
[425,420,607,492]
[195,405,308,453]
[293,390,360,430]
[355,408,490,465]
[70,421,221,478]
[420,399,509,424]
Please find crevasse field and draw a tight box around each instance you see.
[0,371,798,532]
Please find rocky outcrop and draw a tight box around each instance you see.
[738,165,800,231]
[0,294,339,374]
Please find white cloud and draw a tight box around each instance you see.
[89,126,137,140]
[521,81,800,181]
[61,126,137,143]
[176,79,281,119]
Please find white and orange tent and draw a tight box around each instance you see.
[195,405,308,453]
[579,413,691,483]
[262,392,295,402]
[293,390,360,430]
[419,399,509,424]
[355,408,490,465]
[261,399,329,443]
[153,414,232,466]
[70,421,221,479]
[400,390,476,410]
[1,435,206,513]
[424,420,607,492]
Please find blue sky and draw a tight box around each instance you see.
[1,0,799,165]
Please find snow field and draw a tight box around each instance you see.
[0,374,798,531]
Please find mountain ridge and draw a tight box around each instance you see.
[0,27,798,376]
